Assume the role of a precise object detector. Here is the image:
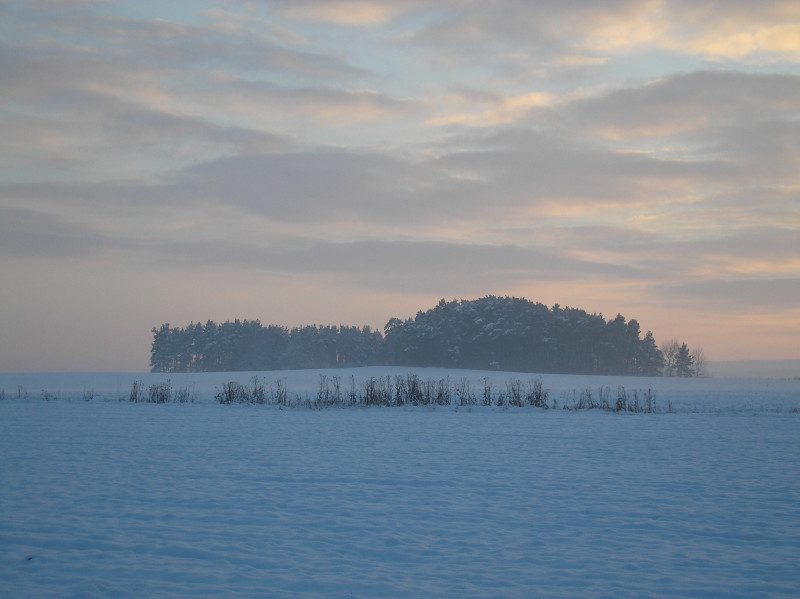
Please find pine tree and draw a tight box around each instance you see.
[675,342,695,377]
[637,331,665,376]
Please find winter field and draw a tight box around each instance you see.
[1,367,799,598]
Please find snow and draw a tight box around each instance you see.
[1,367,799,598]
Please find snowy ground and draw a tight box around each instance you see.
[1,368,799,598]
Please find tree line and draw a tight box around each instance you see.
[150,296,703,376]
[149,321,383,373]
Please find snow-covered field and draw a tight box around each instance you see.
[2,368,799,598]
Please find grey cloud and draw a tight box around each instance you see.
[528,225,662,249]
[172,149,473,224]
[5,110,787,244]
[712,119,800,177]
[2,8,367,92]
[280,240,587,294]
[5,180,143,206]
[594,227,800,283]
[1,33,411,175]
[6,191,791,309]
[209,78,422,120]
[0,211,643,295]
[147,33,368,82]
[5,120,748,233]
[703,187,800,224]
[0,207,125,259]
[0,46,132,105]
[656,278,800,312]
[75,94,292,153]
[412,5,545,45]
[27,0,109,6]
[3,148,458,224]
[405,1,800,64]
[437,72,800,203]
[144,237,646,296]
[497,225,800,288]
[564,71,800,138]
[408,1,607,46]
[688,228,799,263]
[436,129,735,205]
[404,2,574,75]
[0,205,643,293]
[665,0,800,28]
[1,60,294,176]
[274,239,628,277]
[593,226,799,264]
[400,0,671,75]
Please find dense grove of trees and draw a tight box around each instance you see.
[384,297,665,376]
[149,321,383,373]
[150,296,702,376]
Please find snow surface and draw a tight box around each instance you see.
[2,367,799,598]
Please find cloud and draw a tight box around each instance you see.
[435,128,737,213]
[617,227,800,282]
[275,0,409,26]
[0,85,293,183]
[426,91,553,127]
[663,1,800,61]
[656,278,800,312]
[395,1,800,73]
[196,77,421,126]
[8,101,779,241]
[0,207,125,259]
[164,127,735,229]
[678,25,800,61]
[0,9,418,165]
[1,145,467,237]
[403,2,570,74]
[27,0,109,5]
[171,149,462,225]
[131,235,649,301]
[201,8,313,47]
[572,1,671,54]
[0,189,651,295]
[563,71,800,141]
[713,119,800,179]
[681,228,800,276]
[1,7,367,89]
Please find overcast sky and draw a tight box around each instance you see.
[2,0,799,372]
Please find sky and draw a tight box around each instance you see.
[1,0,799,372]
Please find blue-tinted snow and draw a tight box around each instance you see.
[1,368,799,598]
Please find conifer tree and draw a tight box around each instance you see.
[675,342,695,377]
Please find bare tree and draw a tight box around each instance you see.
[691,347,708,377]
[660,338,680,377]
